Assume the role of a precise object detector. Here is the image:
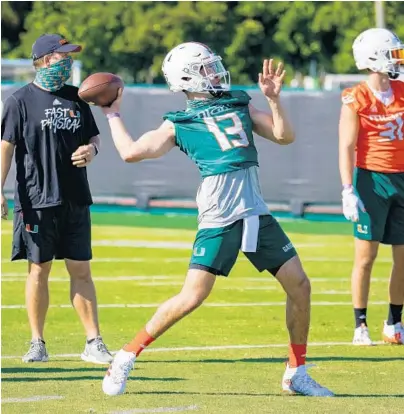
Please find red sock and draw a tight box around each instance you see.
[123,328,155,356]
[288,343,307,368]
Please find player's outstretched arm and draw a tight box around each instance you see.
[249,103,294,145]
[107,118,175,163]
[338,103,359,186]
[101,90,176,162]
[123,121,176,162]
[249,59,295,145]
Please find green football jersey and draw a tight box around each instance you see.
[163,91,259,177]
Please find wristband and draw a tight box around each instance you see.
[91,142,99,156]
[106,112,120,120]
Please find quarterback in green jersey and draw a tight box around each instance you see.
[101,42,334,397]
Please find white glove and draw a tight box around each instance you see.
[342,185,366,222]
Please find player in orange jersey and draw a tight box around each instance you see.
[339,28,404,346]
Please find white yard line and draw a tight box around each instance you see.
[1,274,176,280]
[0,273,390,283]
[1,395,64,403]
[0,278,186,284]
[1,340,384,360]
[0,278,353,293]
[100,228,194,237]
[0,277,390,284]
[137,282,184,286]
[2,256,392,264]
[0,278,361,294]
[110,406,199,414]
[302,257,391,263]
[93,240,193,249]
[92,240,328,249]
[221,286,277,291]
[1,301,388,310]
[1,258,190,264]
[244,277,389,282]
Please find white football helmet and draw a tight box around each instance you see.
[352,28,404,79]
[162,42,230,94]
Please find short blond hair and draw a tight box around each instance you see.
[33,54,50,69]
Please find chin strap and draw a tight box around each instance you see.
[388,71,400,80]
[183,88,226,99]
[209,91,224,98]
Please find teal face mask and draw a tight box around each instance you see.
[34,56,73,92]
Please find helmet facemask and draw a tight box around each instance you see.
[383,47,404,79]
[182,55,230,96]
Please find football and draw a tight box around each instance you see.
[78,72,124,107]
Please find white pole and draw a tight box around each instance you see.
[72,61,82,86]
[375,1,386,28]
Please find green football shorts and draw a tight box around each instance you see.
[189,215,297,276]
[353,167,404,244]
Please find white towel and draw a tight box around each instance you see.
[241,215,259,252]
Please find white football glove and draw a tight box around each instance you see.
[342,186,366,222]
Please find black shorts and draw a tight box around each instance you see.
[12,203,92,264]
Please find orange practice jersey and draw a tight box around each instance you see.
[341,81,404,173]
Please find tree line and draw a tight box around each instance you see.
[2,1,403,84]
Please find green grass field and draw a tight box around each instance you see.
[1,212,403,414]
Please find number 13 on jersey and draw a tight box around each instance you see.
[204,113,250,151]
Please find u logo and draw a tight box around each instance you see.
[193,247,206,257]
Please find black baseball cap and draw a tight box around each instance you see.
[32,34,82,60]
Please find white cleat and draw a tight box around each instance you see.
[282,364,334,397]
[352,324,373,346]
[102,349,136,396]
[22,339,49,363]
[81,336,113,364]
[382,321,404,345]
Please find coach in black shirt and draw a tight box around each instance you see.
[1,34,112,364]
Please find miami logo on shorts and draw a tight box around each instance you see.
[193,247,206,257]
[356,224,369,235]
